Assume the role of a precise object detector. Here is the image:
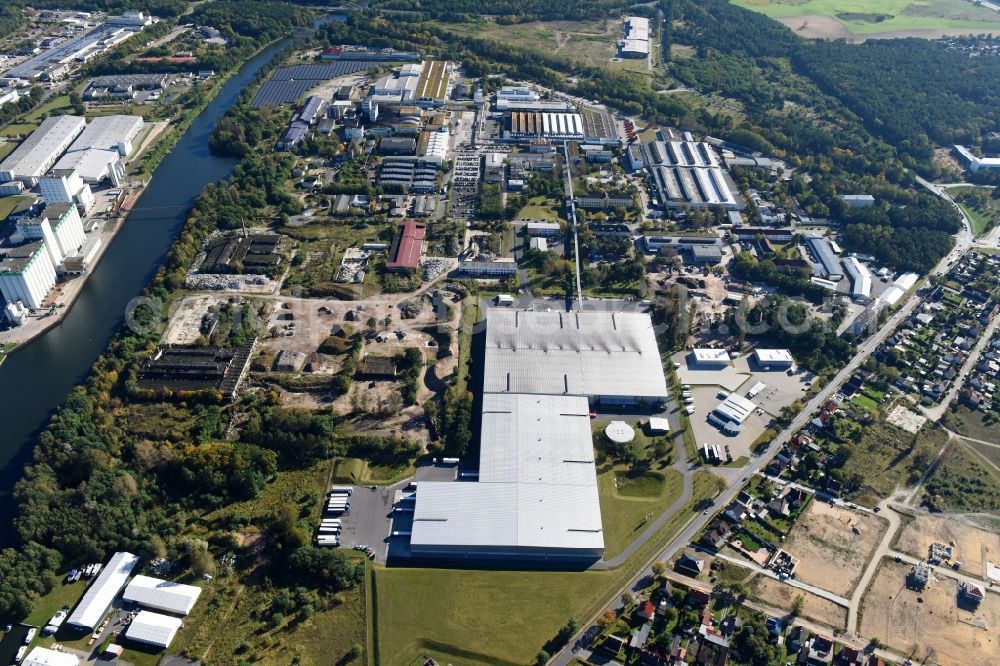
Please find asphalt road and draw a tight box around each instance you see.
[550,215,978,665]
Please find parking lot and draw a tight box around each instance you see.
[675,350,813,462]
[326,463,459,563]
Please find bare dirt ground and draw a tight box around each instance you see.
[751,577,847,631]
[860,560,1000,666]
[777,16,860,41]
[163,294,231,344]
[896,511,1000,578]
[782,501,889,597]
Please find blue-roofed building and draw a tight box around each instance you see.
[295,96,327,125]
[805,235,842,281]
[278,121,309,150]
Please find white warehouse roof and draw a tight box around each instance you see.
[67,551,139,630]
[713,393,756,425]
[842,256,872,299]
[123,575,202,615]
[483,310,669,401]
[125,610,183,649]
[69,115,143,153]
[692,348,730,365]
[22,647,79,666]
[0,115,86,183]
[410,394,603,558]
[754,349,793,365]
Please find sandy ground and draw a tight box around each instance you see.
[860,560,1000,666]
[751,576,848,631]
[896,512,1000,579]
[783,501,889,597]
[162,294,232,344]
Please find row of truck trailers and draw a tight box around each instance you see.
[317,487,352,547]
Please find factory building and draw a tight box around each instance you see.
[369,60,451,107]
[386,220,426,272]
[953,144,1000,172]
[505,112,584,140]
[54,114,143,184]
[483,309,669,405]
[643,140,740,210]
[39,168,95,214]
[16,203,85,269]
[0,115,86,186]
[619,16,650,58]
[496,86,539,104]
[409,393,604,562]
[0,241,58,309]
[805,236,843,281]
[842,256,872,302]
[67,552,140,631]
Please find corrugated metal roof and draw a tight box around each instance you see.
[125,611,183,648]
[410,394,604,553]
[67,552,139,630]
[122,575,202,616]
[483,310,669,400]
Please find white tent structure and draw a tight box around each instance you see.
[67,552,140,630]
[124,611,183,649]
[123,575,202,616]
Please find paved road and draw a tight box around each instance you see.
[921,310,1000,422]
[550,218,975,665]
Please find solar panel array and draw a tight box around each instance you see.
[251,62,379,108]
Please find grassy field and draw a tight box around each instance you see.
[432,18,654,75]
[372,472,724,666]
[944,405,1000,443]
[842,423,947,506]
[0,141,15,160]
[733,0,1000,36]
[24,577,86,627]
[331,456,416,485]
[598,468,683,559]
[516,196,562,221]
[945,185,999,236]
[0,194,32,221]
[922,439,1000,514]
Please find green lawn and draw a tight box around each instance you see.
[516,196,562,222]
[851,393,878,412]
[23,95,72,123]
[598,468,683,559]
[732,0,1000,35]
[0,123,37,138]
[0,142,15,160]
[946,186,998,236]
[374,472,724,666]
[0,195,33,221]
[24,578,86,627]
[944,405,1000,443]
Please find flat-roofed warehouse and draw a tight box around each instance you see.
[753,348,793,369]
[54,114,143,185]
[0,116,86,186]
[67,551,140,630]
[125,611,184,649]
[506,112,584,140]
[710,393,756,433]
[123,575,202,615]
[483,309,669,405]
[409,393,604,561]
[643,140,740,210]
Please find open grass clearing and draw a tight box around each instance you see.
[598,467,683,559]
[0,123,38,138]
[840,423,946,507]
[23,578,86,627]
[923,439,1000,514]
[946,405,1000,443]
[373,472,725,666]
[0,194,33,221]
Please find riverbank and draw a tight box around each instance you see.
[0,39,285,351]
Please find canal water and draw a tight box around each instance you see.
[0,39,289,544]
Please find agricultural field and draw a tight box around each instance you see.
[750,576,847,630]
[781,501,888,597]
[859,559,1000,666]
[733,0,1000,39]
[895,511,1000,578]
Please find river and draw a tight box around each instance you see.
[0,39,289,545]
